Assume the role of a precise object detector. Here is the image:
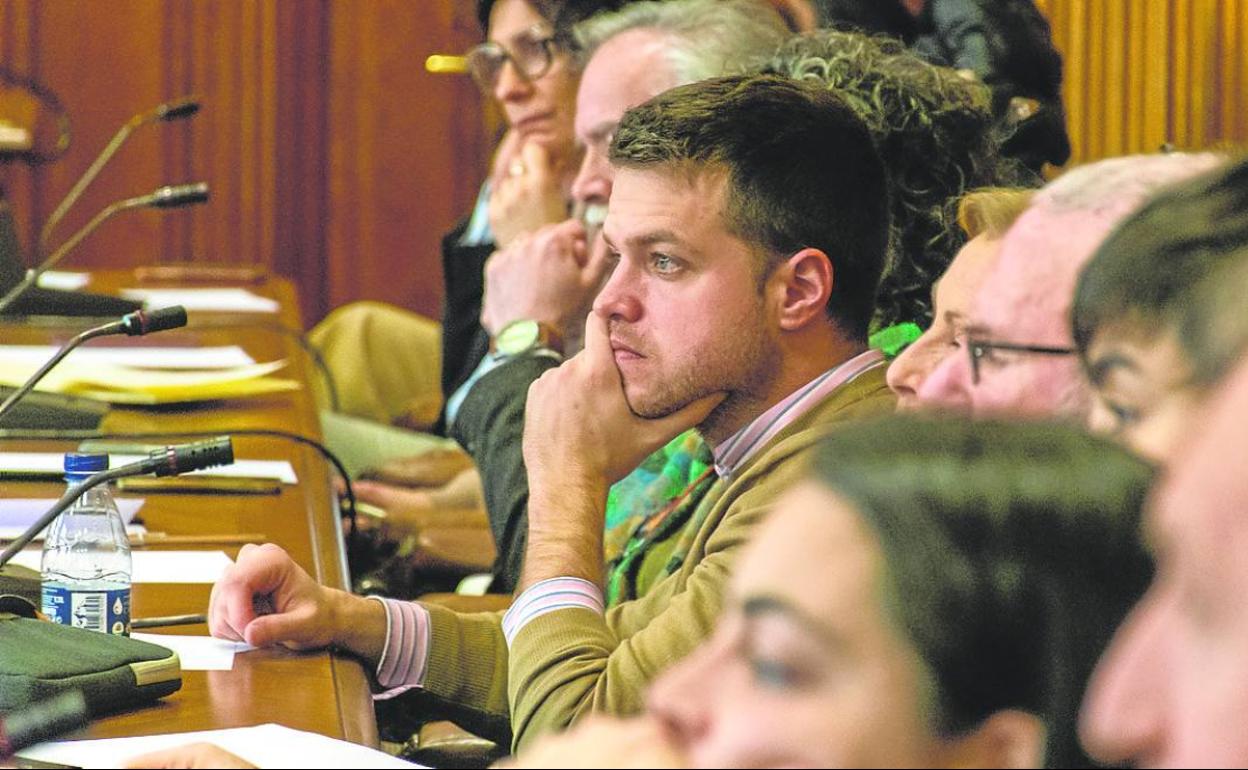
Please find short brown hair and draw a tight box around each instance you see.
[610,74,890,341]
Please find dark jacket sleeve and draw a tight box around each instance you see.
[439,219,496,404]
[449,354,560,593]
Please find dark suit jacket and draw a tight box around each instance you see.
[449,354,558,592]
[435,217,495,435]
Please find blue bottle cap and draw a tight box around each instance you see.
[64,453,109,474]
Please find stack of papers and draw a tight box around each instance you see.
[0,346,298,404]
[0,345,257,370]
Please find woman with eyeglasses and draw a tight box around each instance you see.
[307,0,620,488]
[470,0,610,248]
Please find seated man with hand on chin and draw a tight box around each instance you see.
[194,74,897,751]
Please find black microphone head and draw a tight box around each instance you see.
[149,437,234,477]
[119,305,188,337]
[155,97,201,122]
[146,183,210,209]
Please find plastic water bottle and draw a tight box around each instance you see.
[40,453,132,636]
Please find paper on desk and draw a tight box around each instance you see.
[35,270,91,291]
[10,549,233,584]
[20,723,418,769]
[122,287,281,314]
[0,356,298,405]
[131,633,254,671]
[0,498,144,540]
[0,453,298,484]
[0,344,256,369]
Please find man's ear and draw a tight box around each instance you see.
[942,709,1046,769]
[771,247,833,331]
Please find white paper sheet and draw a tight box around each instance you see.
[131,633,254,671]
[19,723,418,769]
[0,345,256,369]
[0,498,145,540]
[0,453,298,484]
[35,270,91,291]
[9,549,233,584]
[121,287,281,314]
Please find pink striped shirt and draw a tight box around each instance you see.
[371,597,432,698]
[712,348,886,478]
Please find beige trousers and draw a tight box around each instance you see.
[308,301,444,430]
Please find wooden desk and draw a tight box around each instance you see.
[0,271,378,746]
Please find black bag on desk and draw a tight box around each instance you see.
[0,612,182,715]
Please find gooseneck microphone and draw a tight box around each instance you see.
[134,181,210,209]
[0,437,234,570]
[0,690,89,759]
[38,96,201,255]
[0,182,210,314]
[0,305,188,424]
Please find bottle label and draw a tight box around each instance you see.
[42,585,131,636]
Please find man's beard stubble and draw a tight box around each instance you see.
[619,319,780,445]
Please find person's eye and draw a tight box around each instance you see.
[651,253,682,275]
[748,656,799,689]
[974,345,1007,367]
[1107,401,1142,427]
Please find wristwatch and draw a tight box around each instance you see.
[491,319,563,357]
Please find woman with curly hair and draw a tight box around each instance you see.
[761,29,1024,336]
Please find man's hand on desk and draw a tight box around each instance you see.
[123,742,255,769]
[208,543,387,664]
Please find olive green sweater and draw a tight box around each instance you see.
[420,368,895,750]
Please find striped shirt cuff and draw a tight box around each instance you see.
[502,577,605,648]
[370,596,432,699]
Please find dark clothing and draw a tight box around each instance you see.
[912,0,1071,169]
[821,0,1071,170]
[449,354,559,592]
[435,218,495,435]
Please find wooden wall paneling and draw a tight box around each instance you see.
[1030,0,1246,166]
[1188,0,1215,150]
[1042,0,1083,163]
[161,0,194,265]
[1216,0,1248,146]
[322,0,489,325]
[184,0,279,273]
[1141,0,1171,154]
[1106,0,1127,157]
[29,2,172,273]
[272,0,330,325]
